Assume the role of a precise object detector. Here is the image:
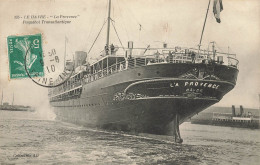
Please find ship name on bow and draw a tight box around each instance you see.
[169,81,220,89]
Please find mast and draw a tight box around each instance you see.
[12,93,14,106]
[198,0,211,53]
[1,91,3,105]
[64,36,67,70]
[106,0,112,54]
[212,41,215,61]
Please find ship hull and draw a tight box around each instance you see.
[211,119,259,129]
[50,63,238,138]
[53,96,218,134]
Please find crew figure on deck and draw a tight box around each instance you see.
[104,45,108,55]
[104,44,116,55]
[168,51,173,63]
[191,51,196,63]
[110,44,115,54]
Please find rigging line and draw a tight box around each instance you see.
[111,20,125,50]
[120,0,145,42]
[116,0,129,40]
[112,0,115,20]
[86,0,105,56]
[121,0,143,30]
[215,42,224,53]
[227,47,234,54]
[199,0,211,50]
[120,2,135,34]
[105,0,109,18]
[88,20,107,55]
[86,7,98,48]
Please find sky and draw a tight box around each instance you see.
[0,0,259,109]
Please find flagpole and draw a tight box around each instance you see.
[64,36,67,70]
[198,0,211,53]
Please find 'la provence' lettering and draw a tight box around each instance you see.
[170,81,220,89]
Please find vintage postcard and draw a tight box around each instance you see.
[0,0,259,164]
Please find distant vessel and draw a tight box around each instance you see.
[212,105,259,128]
[48,0,239,142]
[0,92,35,112]
[191,105,260,129]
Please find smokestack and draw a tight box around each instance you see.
[128,41,133,49]
[240,105,244,116]
[232,105,236,116]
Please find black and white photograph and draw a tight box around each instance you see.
[0,0,259,164]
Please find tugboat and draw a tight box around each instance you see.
[191,105,260,129]
[211,106,260,128]
[48,0,239,142]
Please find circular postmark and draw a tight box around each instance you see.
[24,39,74,88]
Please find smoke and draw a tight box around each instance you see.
[33,96,56,120]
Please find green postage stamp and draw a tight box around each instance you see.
[7,34,44,79]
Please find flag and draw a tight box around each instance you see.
[213,0,223,23]
[139,24,142,31]
[65,36,69,43]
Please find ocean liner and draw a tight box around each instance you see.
[48,0,239,142]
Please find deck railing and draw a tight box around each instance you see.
[82,48,237,83]
[113,47,238,67]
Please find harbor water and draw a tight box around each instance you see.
[0,110,259,165]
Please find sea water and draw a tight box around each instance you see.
[0,110,259,165]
